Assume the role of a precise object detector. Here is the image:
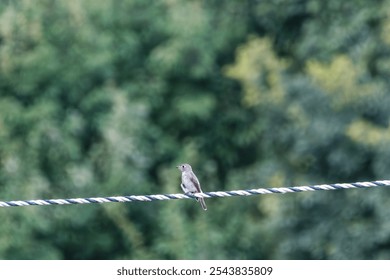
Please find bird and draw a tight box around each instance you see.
[177,163,207,211]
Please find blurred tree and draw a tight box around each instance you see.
[225,0,390,259]
[0,0,390,260]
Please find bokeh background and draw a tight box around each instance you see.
[1,0,390,260]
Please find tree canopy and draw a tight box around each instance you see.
[0,0,390,259]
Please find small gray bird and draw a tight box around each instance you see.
[177,163,207,211]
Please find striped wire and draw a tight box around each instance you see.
[0,180,389,208]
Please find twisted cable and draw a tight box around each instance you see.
[0,180,389,208]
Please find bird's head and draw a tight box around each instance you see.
[177,163,192,172]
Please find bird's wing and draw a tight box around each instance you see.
[189,172,202,193]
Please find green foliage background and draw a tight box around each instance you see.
[1,0,390,259]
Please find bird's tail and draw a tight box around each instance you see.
[197,197,207,211]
